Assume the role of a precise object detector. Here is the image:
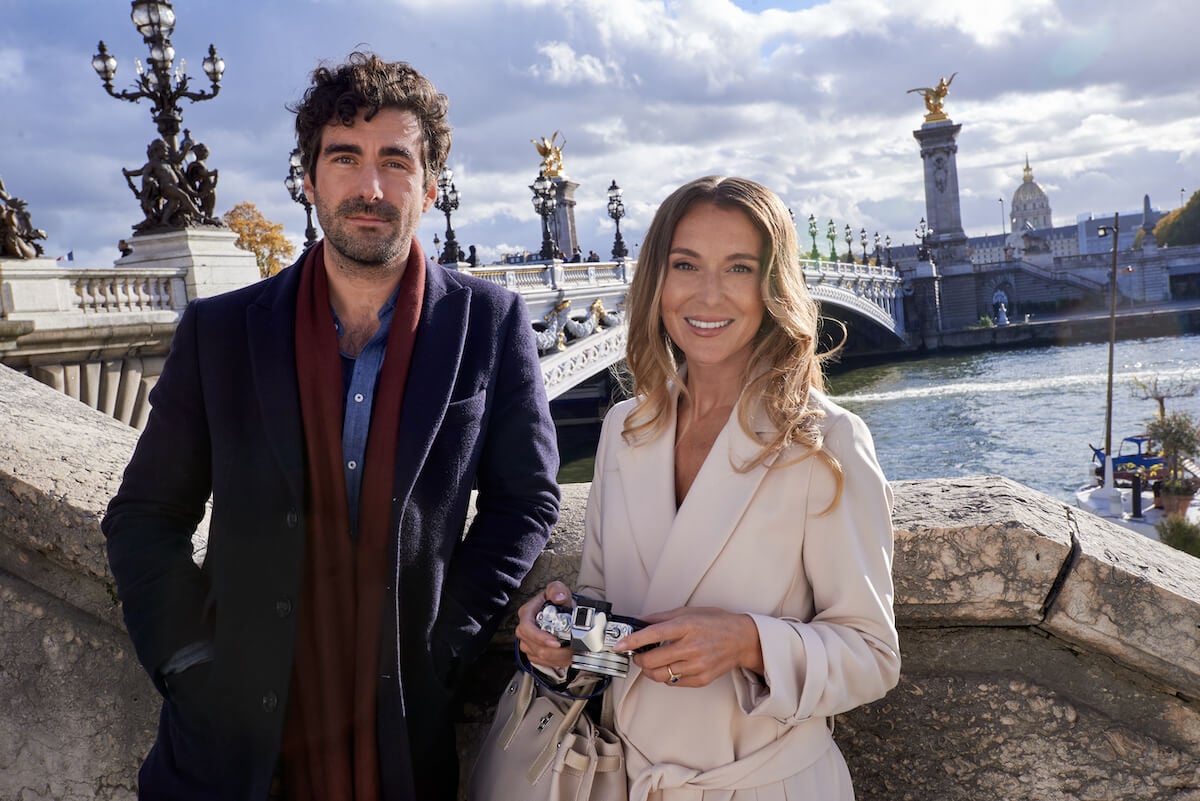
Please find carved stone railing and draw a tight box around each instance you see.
[0,260,187,330]
[3,363,1198,800]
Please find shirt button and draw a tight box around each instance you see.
[354,393,365,403]
[286,509,299,528]
[347,460,357,471]
[262,691,278,713]
[275,599,293,618]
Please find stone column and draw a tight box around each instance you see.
[914,119,976,331]
[552,178,579,259]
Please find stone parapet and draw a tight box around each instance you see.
[0,258,186,330]
[1,365,1198,800]
[116,228,260,301]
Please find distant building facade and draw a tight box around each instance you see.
[968,157,1163,266]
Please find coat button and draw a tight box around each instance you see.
[286,510,299,528]
[262,691,278,713]
[275,599,293,618]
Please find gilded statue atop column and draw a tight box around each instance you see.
[907,72,957,123]
[532,131,567,178]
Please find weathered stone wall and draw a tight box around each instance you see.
[0,364,159,799]
[2,364,1198,800]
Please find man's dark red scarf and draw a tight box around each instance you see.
[282,240,425,801]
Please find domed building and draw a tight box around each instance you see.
[1010,155,1052,232]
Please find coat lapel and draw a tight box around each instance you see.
[247,260,306,502]
[391,265,468,523]
[612,408,678,607]
[640,397,776,615]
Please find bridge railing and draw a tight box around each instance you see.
[0,259,187,329]
[801,258,902,281]
[459,259,632,293]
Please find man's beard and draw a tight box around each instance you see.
[318,196,412,269]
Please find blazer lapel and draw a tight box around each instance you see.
[247,261,305,502]
[640,401,775,615]
[612,410,678,607]
[391,266,468,519]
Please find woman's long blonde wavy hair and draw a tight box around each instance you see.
[621,176,843,501]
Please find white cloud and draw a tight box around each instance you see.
[529,41,620,87]
[0,0,1195,266]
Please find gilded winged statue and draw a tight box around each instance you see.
[907,72,957,121]
[532,131,566,178]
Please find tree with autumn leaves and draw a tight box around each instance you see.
[223,202,297,278]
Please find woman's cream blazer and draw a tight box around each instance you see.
[576,387,901,801]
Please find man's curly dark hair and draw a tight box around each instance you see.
[291,51,451,189]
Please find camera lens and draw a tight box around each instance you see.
[572,651,631,678]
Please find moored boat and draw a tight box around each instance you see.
[1077,435,1199,539]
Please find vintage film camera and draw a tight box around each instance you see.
[535,595,653,678]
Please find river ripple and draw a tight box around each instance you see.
[827,333,1200,504]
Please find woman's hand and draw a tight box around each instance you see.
[615,607,764,688]
[514,580,575,670]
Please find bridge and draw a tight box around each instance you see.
[0,236,904,424]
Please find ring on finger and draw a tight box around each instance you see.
[667,665,681,685]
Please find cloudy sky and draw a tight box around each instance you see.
[2,0,1197,268]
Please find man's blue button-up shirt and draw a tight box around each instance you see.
[334,289,398,539]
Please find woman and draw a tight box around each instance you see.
[516,176,900,800]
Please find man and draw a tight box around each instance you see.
[102,52,560,801]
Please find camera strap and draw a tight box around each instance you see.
[513,640,612,700]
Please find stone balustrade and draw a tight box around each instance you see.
[461,259,631,293]
[0,259,187,330]
[801,258,902,282]
[3,339,1199,799]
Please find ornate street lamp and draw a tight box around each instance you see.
[285,148,318,248]
[826,219,837,261]
[433,233,441,261]
[1097,215,1120,465]
[807,214,819,260]
[873,232,881,265]
[531,170,558,261]
[93,1,224,231]
[92,2,223,154]
[607,180,628,260]
[434,166,461,264]
[843,224,852,262]
[915,217,934,262]
[859,228,868,264]
[884,235,893,268]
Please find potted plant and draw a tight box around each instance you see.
[1145,410,1200,516]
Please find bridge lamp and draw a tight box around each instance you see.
[92,1,224,231]
[435,166,461,264]
[807,214,820,260]
[285,148,318,248]
[607,180,628,260]
[859,228,868,264]
[873,232,881,265]
[92,1,223,152]
[531,170,558,261]
[915,217,933,262]
[826,219,837,261]
[843,224,852,262]
[433,233,441,260]
[884,235,893,268]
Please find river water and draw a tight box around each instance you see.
[826,333,1200,504]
